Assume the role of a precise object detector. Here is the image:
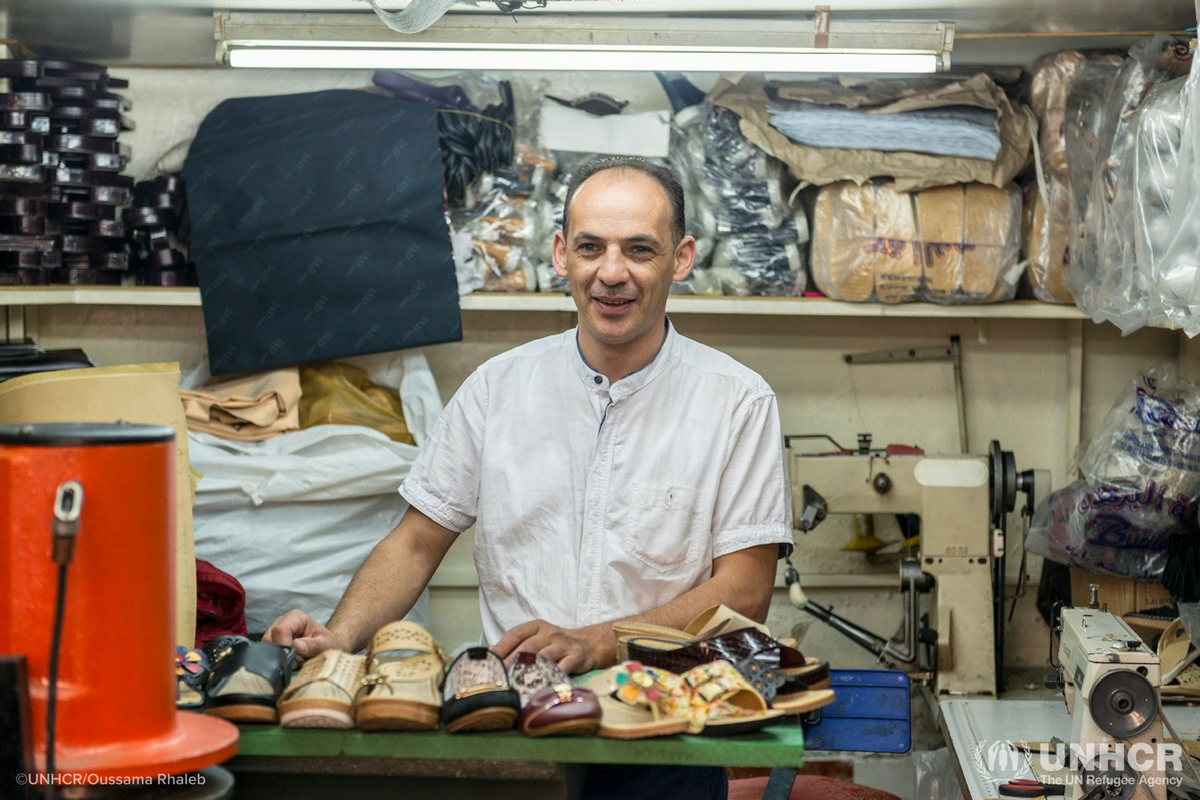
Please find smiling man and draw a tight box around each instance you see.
[265,157,794,800]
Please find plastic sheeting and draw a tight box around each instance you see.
[1062,36,1194,333]
[1027,363,1200,580]
[190,350,441,633]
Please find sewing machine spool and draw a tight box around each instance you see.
[1088,670,1158,738]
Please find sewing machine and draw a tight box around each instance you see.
[784,434,1042,696]
[1055,604,1165,800]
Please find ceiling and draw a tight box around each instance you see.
[4,0,1197,66]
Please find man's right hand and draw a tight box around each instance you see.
[262,610,346,665]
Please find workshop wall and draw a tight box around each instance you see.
[23,66,1187,668]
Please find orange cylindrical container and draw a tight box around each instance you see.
[0,423,238,778]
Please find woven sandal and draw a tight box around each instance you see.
[355,621,448,731]
[278,650,366,729]
[441,647,521,733]
[674,659,784,736]
[583,661,690,740]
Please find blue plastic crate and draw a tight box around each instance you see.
[802,669,911,754]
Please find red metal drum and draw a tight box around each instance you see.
[0,423,237,778]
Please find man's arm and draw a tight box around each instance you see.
[493,543,777,673]
[263,505,457,657]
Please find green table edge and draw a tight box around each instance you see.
[234,722,805,768]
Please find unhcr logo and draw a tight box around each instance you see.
[973,741,1036,780]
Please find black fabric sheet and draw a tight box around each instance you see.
[184,90,461,375]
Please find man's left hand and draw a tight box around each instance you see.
[492,619,600,675]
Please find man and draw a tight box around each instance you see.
[265,156,794,800]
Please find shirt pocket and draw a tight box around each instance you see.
[622,482,705,574]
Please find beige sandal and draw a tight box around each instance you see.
[614,605,770,658]
[278,650,366,729]
[355,621,448,731]
[583,662,690,740]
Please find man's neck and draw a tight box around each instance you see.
[578,318,668,384]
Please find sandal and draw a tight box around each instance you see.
[673,660,784,736]
[583,661,690,740]
[355,621,448,731]
[175,647,210,711]
[278,650,366,729]
[509,652,601,738]
[203,636,294,724]
[441,647,521,733]
[613,604,769,645]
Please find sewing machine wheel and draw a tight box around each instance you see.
[1088,669,1158,738]
[989,440,1017,527]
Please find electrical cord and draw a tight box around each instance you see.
[45,481,82,800]
[44,563,68,800]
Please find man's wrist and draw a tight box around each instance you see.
[579,623,616,670]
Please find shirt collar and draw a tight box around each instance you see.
[573,318,677,396]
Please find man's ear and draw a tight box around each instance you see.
[672,235,696,282]
[552,230,568,278]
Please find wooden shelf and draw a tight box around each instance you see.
[0,287,1089,319]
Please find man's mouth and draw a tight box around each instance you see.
[593,296,635,307]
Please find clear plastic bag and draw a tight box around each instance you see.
[1022,175,1075,304]
[1062,36,1193,331]
[1027,363,1200,579]
[812,180,1022,304]
[914,749,966,800]
[453,161,545,292]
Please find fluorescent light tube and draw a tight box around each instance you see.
[226,45,942,73]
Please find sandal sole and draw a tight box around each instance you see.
[596,719,689,740]
[357,699,441,732]
[444,706,518,734]
[207,704,278,724]
[699,711,784,737]
[521,718,601,738]
[279,698,355,730]
[771,689,836,715]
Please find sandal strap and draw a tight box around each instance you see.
[280,651,363,703]
[681,659,768,715]
[369,621,448,664]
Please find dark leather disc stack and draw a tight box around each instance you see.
[124,173,195,286]
[0,59,133,286]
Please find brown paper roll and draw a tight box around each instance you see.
[1026,176,1075,303]
[1030,51,1086,176]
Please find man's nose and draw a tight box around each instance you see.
[597,246,629,284]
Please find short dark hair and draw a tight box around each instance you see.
[562,156,686,246]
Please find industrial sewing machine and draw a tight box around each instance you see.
[783,434,1044,696]
[1052,601,1167,800]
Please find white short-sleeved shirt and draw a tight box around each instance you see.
[400,321,794,645]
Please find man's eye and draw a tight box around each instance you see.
[631,246,652,255]
[578,243,598,253]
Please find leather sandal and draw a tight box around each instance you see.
[174,647,210,711]
[583,661,690,740]
[278,650,366,729]
[672,660,784,736]
[613,604,769,647]
[355,621,448,732]
[203,636,294,724]
[440,647,521,733]
[624,629,831,693]
[509,652,601,738]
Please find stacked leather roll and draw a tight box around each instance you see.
[812,181,1021,304]
[0,59,133,286]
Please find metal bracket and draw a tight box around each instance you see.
[813,6,831,48]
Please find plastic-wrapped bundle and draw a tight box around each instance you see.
[1062,36,1193,331]
[1028,364,1200,580]
[812,181,1022,304]
[453,164,542,292]
[1030,51,1089,177]
[1022,176,1075,304]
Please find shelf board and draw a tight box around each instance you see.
[0,286,1089,319]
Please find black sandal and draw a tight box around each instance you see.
[203,636,293,724]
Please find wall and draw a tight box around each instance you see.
[19,66,1188,673]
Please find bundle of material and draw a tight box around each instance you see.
[373,70,514,207]
[181,368,301,441]
[453,160,546,292]
[811,180,1021,304]
[710,72,1032,192]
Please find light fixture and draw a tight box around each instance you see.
[216,12,954,74]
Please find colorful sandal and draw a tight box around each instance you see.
[583,661,690,740]
[355,621,448,732]
[509,652,601,738]
[674,659,784,736]
[440,647,521,733]
[278,649,366,729]
[175,647,210,711]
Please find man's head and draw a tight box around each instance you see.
[552,157,695,354]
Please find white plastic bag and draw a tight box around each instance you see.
[189,350,442,633]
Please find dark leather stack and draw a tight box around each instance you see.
[0,59,133,286]
[125,174,195,286]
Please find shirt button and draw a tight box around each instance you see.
[594,376,602,384]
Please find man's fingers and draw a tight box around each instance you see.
[557,649,585,675]
[493,620,545,658]
[262,609,311,646]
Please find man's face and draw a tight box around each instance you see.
[552,169,695,349]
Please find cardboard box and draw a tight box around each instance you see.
[1069,568,1174,618]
